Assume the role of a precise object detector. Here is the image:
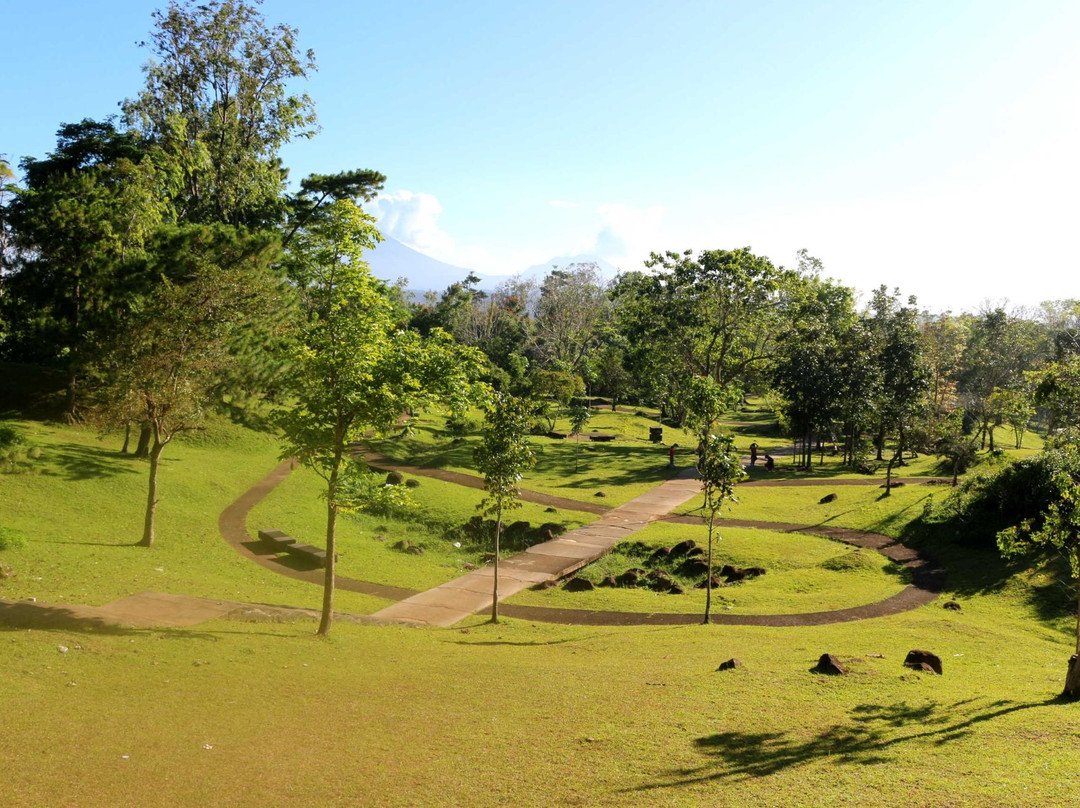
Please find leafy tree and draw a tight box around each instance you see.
[531,263,611,376]
[697,431,747,623]
[640,247,791,389]
[1037,354,1080,433]
[568,398,591,473]
[681,376,745,621]
[989,385,1035,450]
[277,199,483,635]
[997,431,1080,698]
[958,308,1047,451]
[1,121,164,416]
[934,409,978,486]
[122,0,319,227]
[473,392,535,623]
[878,301,929,494]
[93,224,287,547]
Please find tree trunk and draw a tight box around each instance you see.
[704,516,714,624]
[121,422,132,454]
[318,452,342,637]
[491,501,502,623]
[140,437,164,547]
[1064,581,1080,698]
[134,423,152,458]
[64,365,78,422]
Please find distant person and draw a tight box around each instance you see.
[669,443,678,468]
[749,442,759,466]
[764,453,775,471]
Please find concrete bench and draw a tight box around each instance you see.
[258,529,297,550]
[259,529,335,568]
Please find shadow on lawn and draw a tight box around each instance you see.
[44,442,140,481]
[634,697,1056,790]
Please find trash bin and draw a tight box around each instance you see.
[649,427,663,443]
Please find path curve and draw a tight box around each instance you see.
[218,454,944,627]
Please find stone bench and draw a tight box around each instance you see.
[259,529,335,568]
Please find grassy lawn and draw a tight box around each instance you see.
[248,464,596,591]
[0,419,383,615]
[4,410,1080,806]
[3,606,1078,807]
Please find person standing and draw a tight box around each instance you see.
[749,442,759,466]
[669,443,678,468]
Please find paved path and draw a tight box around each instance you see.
[0,452,945,632]
[370,469,705,626]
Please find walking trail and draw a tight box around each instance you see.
[1,454,946,631]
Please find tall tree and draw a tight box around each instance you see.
[473,392,536,623]
[998,431,1080,698]
[1,120,164,416]
[93,224,288,546]
[531,263,610,376]
[277,199,483,635]
[122,0,319,227]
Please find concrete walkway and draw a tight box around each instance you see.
[370,469,705,627]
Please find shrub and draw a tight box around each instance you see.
[0,525,26,551]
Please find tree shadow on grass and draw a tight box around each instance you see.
[42,442,141,481]
[0,601,145,635]
[633,697,1055,791]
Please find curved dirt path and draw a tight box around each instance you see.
[219,456,943,627]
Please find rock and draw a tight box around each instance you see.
[563,576,596,592]
[646,547,671,566]
[544,507,558,513]
[598,575,618,588]
[744,567,766,578]
[594,491,607,498]
[943,600,962,612]
[405,478,420,488]
[615,570,641,588]
[547,431,567,439]
[385,470,405,485]
[695,575,724,590]
[504,521,531,541]
[685,546,705,559]
[716,658,742,671]
[678,557,710,577]
[819,493,838,504]
[812,654,847,675]
[57,645,69,654]
[535,579,558,590]
[539,522,566,538]
[669,539,698,558]
[904,650,943,674]
[667,584,685,595]
[646,569,675,591]
[724,567,747,582]
[406,545,424,555]
[463,562,478,571]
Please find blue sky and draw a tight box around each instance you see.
[5,0,1078,311]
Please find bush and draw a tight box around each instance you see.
[0,525,26,551]
[935,448,1080,543]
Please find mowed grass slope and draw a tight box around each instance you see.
[3,407,1080,806]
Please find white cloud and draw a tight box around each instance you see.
[365,189,496,272]
[590,203,665,269]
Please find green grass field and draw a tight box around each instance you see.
[3,405,1080,806]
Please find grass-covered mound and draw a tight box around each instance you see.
[507,522,910,615]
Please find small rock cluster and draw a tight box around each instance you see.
[557,539,766,594]
[804,649,944,676]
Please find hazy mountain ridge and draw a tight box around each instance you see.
[366,236,623,295]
